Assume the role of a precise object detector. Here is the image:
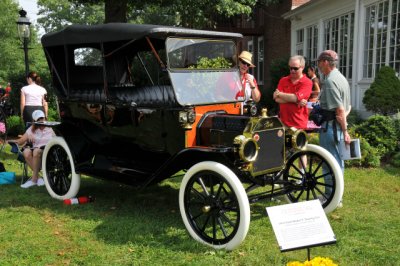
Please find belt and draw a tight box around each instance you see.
[322,120,339,143]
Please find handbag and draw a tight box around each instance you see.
[310,105,325,126]
[0,172,16,185]
[310,103,336,126]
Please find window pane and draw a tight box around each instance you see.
[324,12,354,78]
[305,25,318,65]
[258,37,264,83]
[390,0,400,76]
[74,48,102,66]
[296,29,304,55]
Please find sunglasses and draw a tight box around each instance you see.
[240,59,251,67]
[289,66,301,71]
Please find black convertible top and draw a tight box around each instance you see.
[41,23,243,47]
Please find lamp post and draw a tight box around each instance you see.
[17,9,31,78]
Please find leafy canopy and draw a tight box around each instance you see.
[0,0,48,85]
[37,0,104,32]
[38,0,281,30]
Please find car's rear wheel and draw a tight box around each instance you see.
[283,144,344,214]
[179,161,250,250]
[42,137,80,200]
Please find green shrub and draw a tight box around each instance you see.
[391,152,400,167]
[363,66,400,115]
[393,115,400,150]
[6,115,25,137]
[47,107,59,122]
[354,115,397,159]
[262,56,290,115]
[347,109,364,127]
[190,57,232,69]
[345,136,381,168]
[307,132,319,145]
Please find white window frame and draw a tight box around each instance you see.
[363,0,391,78]
[389,0,400,75]
[296,29,304,55]
[257,37,264,85]
[363,0,400,77]
[324,12,355,79]
[248,40,254,75]
[306,25,318,66]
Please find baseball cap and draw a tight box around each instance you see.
[317,50,339,62]
[32,110,45,122]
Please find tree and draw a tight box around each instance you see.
[37,0,104,33]
[42,0,280,29]
[0,0,50,114]
[105,0,127,23]
[0,0,26,84]
[363,66,400,115]
[0,1,48,86]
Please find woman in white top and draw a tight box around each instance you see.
[20,71,48,123]
[9,110,55,188]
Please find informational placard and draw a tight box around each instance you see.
[266,200,336,252]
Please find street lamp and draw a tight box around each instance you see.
[17,9,31,78]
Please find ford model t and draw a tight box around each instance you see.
[41,23,343,250]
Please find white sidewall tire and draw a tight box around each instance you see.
[42,136,80,200]
[284,144,344,214]
[179,161,250,251]
[306,144,344,213]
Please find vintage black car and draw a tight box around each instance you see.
[41,23,343,250]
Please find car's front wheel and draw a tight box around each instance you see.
[179,161,250,250]
[42,137,80,200]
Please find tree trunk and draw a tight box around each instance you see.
[105,0,128,23]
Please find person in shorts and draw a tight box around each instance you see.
[8,110,55,188]
[20,72,48,124]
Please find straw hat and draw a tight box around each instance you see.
[238,51,255,67]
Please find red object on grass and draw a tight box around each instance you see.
[64,196,94,205]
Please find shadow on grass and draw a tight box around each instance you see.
[0,153,285,253]
[0,176,211,253]
[383,165,400,176]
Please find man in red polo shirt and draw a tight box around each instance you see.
[273,55,312,129]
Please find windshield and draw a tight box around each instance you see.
[166,38,242,105]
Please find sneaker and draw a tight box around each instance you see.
[37,178,45,186]
[295,178,303,185]
[337,200,343,208]
[21,179,37,188]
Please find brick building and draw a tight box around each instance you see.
[214,0,310,103]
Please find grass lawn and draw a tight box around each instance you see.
[0,145,399,265]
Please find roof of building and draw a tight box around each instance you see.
[282,0,329,19]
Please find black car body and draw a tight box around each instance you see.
[41,23,343,250]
